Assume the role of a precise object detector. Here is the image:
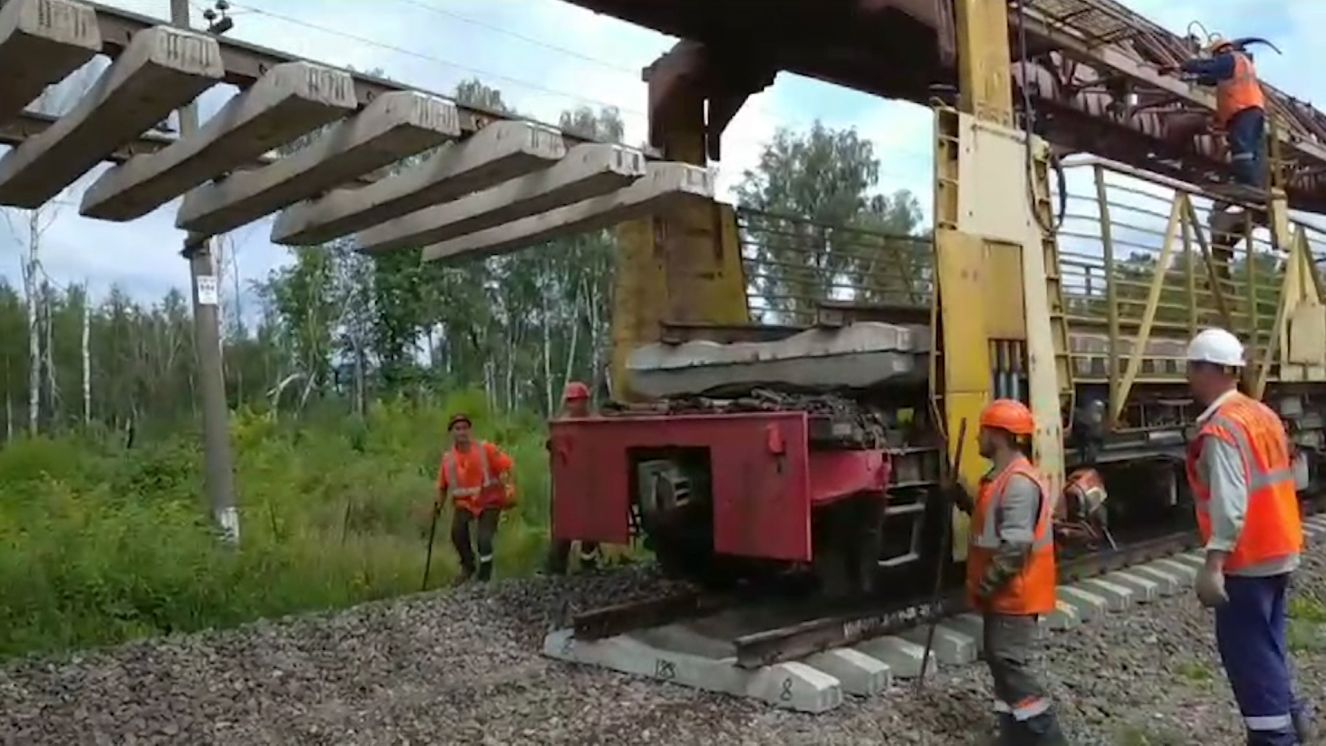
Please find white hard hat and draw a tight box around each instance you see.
[1186,327,1245,367]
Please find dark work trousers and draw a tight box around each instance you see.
[983,613,1067,745]
[1215,573,1307,746]
[452,508,500,581]
[1227,107,1266,188]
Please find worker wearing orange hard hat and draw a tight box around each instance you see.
[953,399,1065,745]
[546,381,602,575]
[436,412,516,584]
[1162,37,1267,188]
[1184,328,1311,745]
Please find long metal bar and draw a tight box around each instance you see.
[1094,164,1121,420]
[1181,197,1235,330]
[1183,207,1196,335]
[1113,195,1182,422]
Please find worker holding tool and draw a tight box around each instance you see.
[1162,38,1268,189]
[436,412,516,584]
[1183,328,1311,746]
[546,381,602,574]
[951,399,1066,745]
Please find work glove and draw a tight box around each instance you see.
[1195,566,1229,608]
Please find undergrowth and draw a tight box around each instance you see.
[0,391,558,659]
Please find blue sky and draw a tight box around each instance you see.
[0,0,1316,312]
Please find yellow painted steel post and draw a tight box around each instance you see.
[1094,165,1120,423]
[937,0,1075,558]
[609,62,748,402]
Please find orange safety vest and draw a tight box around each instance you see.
[1215,52,1265,128]
[967,456,1057,615]
[441,441,513,515]
[1185,392,1302,572]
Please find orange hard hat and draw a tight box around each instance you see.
[980,399,1035,436]
[563,381,590,402]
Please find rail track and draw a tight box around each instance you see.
[544,510,1326,713]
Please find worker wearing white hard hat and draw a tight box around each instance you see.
[1184,328,1311,744]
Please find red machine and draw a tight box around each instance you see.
[551,411,890,561]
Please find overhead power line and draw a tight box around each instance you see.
[387,0,640,77]
[228,2,647,119]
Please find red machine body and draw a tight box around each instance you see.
[549,411,891,562]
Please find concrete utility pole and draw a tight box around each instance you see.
[170,0,239,544]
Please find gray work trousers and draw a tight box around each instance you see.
[984,613,1066,745]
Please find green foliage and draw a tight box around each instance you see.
[0,395,554,659]
[735,121,927,324]
[1289,595,1326,623]
[1173,660,1214,684]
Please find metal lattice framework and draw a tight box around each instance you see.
[564,0,1326,213]
[0,0,710,261]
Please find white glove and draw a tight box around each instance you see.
[1195,565,1229,608]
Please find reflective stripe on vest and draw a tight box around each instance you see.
[1185,393,1302,571]
[444,441,496,500]
[1216,53,1265,127]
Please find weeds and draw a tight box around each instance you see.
[0,392,560,658]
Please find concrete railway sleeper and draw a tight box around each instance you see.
[543,511,1326,714]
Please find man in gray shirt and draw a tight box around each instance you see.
[954,399,1066,745]
[1184,327,1310,745]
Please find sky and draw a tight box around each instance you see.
[0,0,1319,314]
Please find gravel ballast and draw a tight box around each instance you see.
[3,553,1324,745]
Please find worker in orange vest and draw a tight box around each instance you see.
[1165,39,1266,188]
[546,381,601,574]
[953,399,1066,745]
[1184,328,1311,745]
[436,413,515,584]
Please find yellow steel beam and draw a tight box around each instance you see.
[1113,194,1182,422]
[954,0,1013,126]
[609,49,747,401]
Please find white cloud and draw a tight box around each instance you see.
[0,0,1320,307]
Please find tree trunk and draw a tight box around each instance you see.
[541,287,553,416]
[44,290,58,425]
[82,289,91,425]
[25,211,39,435]
[562,287,581,401]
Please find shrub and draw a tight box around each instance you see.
[0,392,556,658]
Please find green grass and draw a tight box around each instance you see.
[0,391,562,659]
[1289,596,1326,623]
[1174,660,1214,684]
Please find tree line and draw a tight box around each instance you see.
[1,77,934,446]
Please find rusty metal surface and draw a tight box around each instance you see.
[573,591,728,640]
[733,526,1200,669]
[564,0,1326,213]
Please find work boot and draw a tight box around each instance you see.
[1023,711,1069,746]
[993,714,1018,746]
[452,568,474,588]
[477,560,493,582]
